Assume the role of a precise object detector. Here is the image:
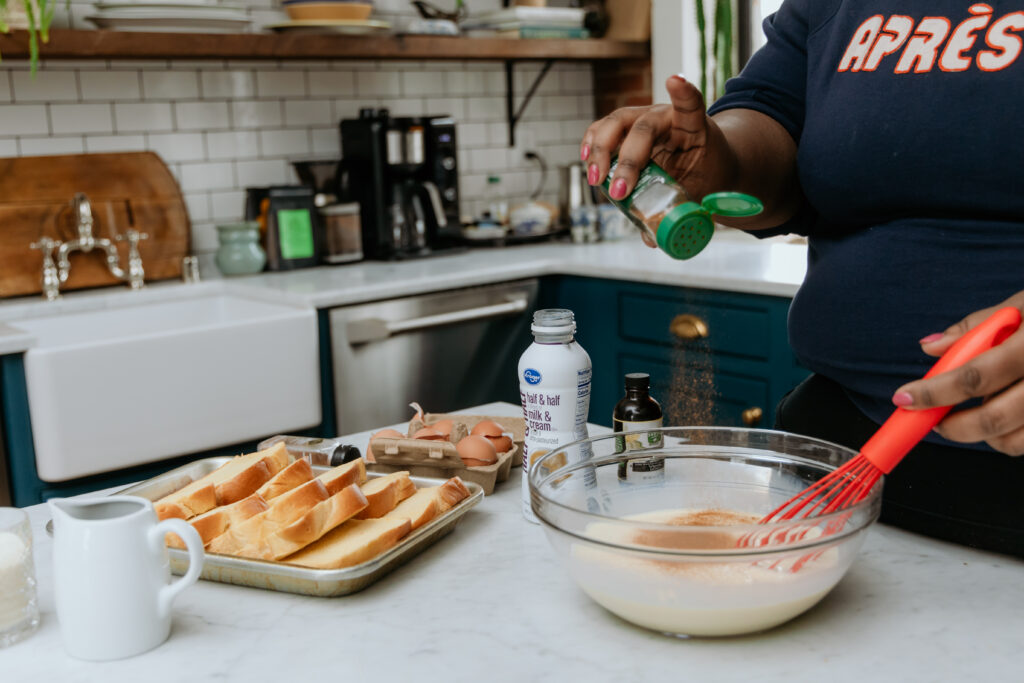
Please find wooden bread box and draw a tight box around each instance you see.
[0,152,191,298]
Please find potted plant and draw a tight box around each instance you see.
[0,0,60,73]
[694,0,735,101]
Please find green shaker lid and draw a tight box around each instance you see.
[701,192,763,217]
[656,201,714,260]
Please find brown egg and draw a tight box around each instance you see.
[412,426,446,440]
[456,435,498,467]
[471,420,512,453]
[371,429,405,442]
[429,419,454,441]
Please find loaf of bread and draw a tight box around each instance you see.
[383,477,471,530]
[284,517,412,570]
[256,458,314,501]
[206,478,329,556]
[155,443,290,520]
[168,492,269,549]
[317,458,367,495]
[355,471,416,519]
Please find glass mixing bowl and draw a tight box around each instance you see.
[529,428,882,637]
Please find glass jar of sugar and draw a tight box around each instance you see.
[0,508,40,648]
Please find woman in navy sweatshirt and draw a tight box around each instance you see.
[582,0,1024,556]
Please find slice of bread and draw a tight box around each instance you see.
[284,517,412,570]
[206,478,328,557]
[317,458,367,495]
[355,471,416,519]
[383,477,472,530]
[262,484,369,560]
[167,492,269,549]
[256,458,314,501]
[155,442,290,520]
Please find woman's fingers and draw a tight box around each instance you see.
[581,106,648,190]
[893,330,1024,410]
[933,381,1024,455]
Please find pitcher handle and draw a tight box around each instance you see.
[150,518,204,619]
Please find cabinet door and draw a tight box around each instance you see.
[619,353,772,428]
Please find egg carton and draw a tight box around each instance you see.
[368,434,516,495]
[418,413,526,467]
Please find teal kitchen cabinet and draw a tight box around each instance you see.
[546,276,809,428]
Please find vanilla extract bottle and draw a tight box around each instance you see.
[614,373,665,483]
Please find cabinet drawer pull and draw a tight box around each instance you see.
[742,407,764,426]
[670,314,709,341]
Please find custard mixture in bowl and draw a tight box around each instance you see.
[529,428,882,637]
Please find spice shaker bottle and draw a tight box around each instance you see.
[601,158,763,259]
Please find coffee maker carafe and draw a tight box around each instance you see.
[341,110,461,260]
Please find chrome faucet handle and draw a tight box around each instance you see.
[30,237,63,301]
[72,193,94,244]
[115,230,148,290]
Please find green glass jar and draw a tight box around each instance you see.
[215,222,267,276]
[601,159,763,260]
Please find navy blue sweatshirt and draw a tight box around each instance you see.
[709,1,1024,446]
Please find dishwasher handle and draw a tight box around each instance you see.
[346,296,529,345]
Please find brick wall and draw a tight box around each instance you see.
[592,59,653,117]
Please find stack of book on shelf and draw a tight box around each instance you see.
[461,6,588,39]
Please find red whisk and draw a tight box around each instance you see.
[756,305,1021,536]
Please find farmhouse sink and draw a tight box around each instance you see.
[14,293,321,482]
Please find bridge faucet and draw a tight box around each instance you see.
[37,192,149,300]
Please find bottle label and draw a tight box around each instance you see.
[615,417,665,483]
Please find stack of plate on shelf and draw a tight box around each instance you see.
[263,0,390,35]
[460,6,588,39]
[86,1,252,34]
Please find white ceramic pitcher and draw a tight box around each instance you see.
[48,495,204,661]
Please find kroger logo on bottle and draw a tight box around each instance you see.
[523,368,542,385]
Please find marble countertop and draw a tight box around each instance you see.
[0,233,807,355]
[5,403,1022,682]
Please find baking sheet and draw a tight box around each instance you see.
[68,457,483,597]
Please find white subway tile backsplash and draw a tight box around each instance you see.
[207,130,261,160]
[142,71,200,100]
[85,134,146,153]
[178,161,235,192]
[201,70,256,99]
[2,59,594,252]
[259,128,310,157]
[256,70,306,98]
[284,99,333,127]
[231,99,283,129]
[50,103,114,134]
[147,132,206,163]
[79,71,141,101]
[355,71,401,98]
[308,70,354,97]
[4,104,50,135]
[235,158,289,188]
[114,102,174,132]
[175,101,231,131]
[11,70,78,102]
[17,136,85,156]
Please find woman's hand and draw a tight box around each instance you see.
[580,75,802,231]
[892,292,1024,455]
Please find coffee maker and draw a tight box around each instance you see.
[341,109,461,260]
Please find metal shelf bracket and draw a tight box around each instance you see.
[504,58,555,147]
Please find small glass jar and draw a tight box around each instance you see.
[215,221,267,276]
[601,158,762,259]
[0,507,39,648]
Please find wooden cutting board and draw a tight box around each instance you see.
[0,152,191,298]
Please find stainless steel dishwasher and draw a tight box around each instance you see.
[328,279,539,434]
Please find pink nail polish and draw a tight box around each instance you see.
[611,178,627,199]
[581,144,590,161]
[587,164,599,185]
[919,333,944,344]
[892,392,914,407]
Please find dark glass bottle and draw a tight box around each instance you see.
[614,373,665,482]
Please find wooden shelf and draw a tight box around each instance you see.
[0,29,649,62]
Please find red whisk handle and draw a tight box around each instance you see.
[861,306,1022,474]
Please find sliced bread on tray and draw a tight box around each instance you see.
[206,478,329,556]
[356,471,416,519]
[155,442,290,520]
[383,476,471,530]
[167,492,270,549]
[318,458,367,495]
[256,458,314,501]
[284,517,412,570]
[262,484,369,560]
